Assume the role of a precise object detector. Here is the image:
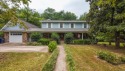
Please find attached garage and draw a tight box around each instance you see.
[9,32,22,43]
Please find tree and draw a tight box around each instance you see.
[86,0,125,48]
[0,0,30,24]
[17,7,43,27]
[42,8,56,20]
[79,12,88,20]
[41,8,77,20]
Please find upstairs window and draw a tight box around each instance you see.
[42,23,48,28]
[63,23,70,28]
[75,23,83,28]
[52,23,60,28]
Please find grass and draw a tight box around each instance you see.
[42,48,59,71]
[98,42,125,47]
[0,52,50,71]
[65,45,75,71]
[66,45,125,71]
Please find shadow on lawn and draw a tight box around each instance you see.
[95,44,125,55]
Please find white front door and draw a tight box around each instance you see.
[9,32,22,43]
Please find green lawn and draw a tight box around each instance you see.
[65,45,125,71]
[0,52,50,71]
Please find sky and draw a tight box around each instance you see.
[28,0,90,17]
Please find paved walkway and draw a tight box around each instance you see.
[54,46,67,71]
[0,46,48,52]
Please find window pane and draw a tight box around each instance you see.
[52,23,59,28]
[75,23,82,28]
[42,23,48,28]
[63,23,70,28]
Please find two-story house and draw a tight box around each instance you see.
[1,20,90,43]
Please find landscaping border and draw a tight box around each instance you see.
[41,48,59,71]
[65,45,75,71]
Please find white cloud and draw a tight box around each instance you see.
[28,0,90,17]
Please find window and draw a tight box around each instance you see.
[42,23,48,28]
[75,23,83,28]
[63,23,70,28]
[52,23,60,28]
[11,32,22,35]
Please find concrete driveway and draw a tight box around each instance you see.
[0,46,48,52]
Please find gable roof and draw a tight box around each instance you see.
[21,20,38,28]
[1,20,39,31]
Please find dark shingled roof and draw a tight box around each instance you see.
[21,20,39,28]
[41,20,87,23]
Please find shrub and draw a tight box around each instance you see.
[84,39,91,44]
[65,45,75,71]
[30,32,41,42]
[0,32,3,37]
[64,33,74,44]
[38,38,50,45]
[51,33,60,44]
[98,51,123,65]
[73,39,84,44]
[48,41,57,52]
[73,39,91,45]
[42,48,59,71]
[120,57,125,63]
[27,42,41,46]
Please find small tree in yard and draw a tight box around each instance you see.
[30,32,41,42]
[48,41,57,52]
[64,33,74,44]
[51,33,60,44]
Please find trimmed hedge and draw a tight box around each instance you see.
[27,42,41,46]
[73,39,91,45]
[41,48,59,71]
[48,41,57,52]
[38,38,50,45]
[98,51,125,65]
[65,45,75,71]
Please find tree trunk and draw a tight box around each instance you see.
[109,41,111,45]
[115,31,120,48]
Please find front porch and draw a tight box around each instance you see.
[42,33,89,40]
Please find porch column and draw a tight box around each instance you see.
[82,33,83,40]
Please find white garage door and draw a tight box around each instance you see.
[9,32,22,43]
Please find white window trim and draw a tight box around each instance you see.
[69,23,71,28]
[82,23,84,28]
[74,23,76,28]
[58,23,60,28]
